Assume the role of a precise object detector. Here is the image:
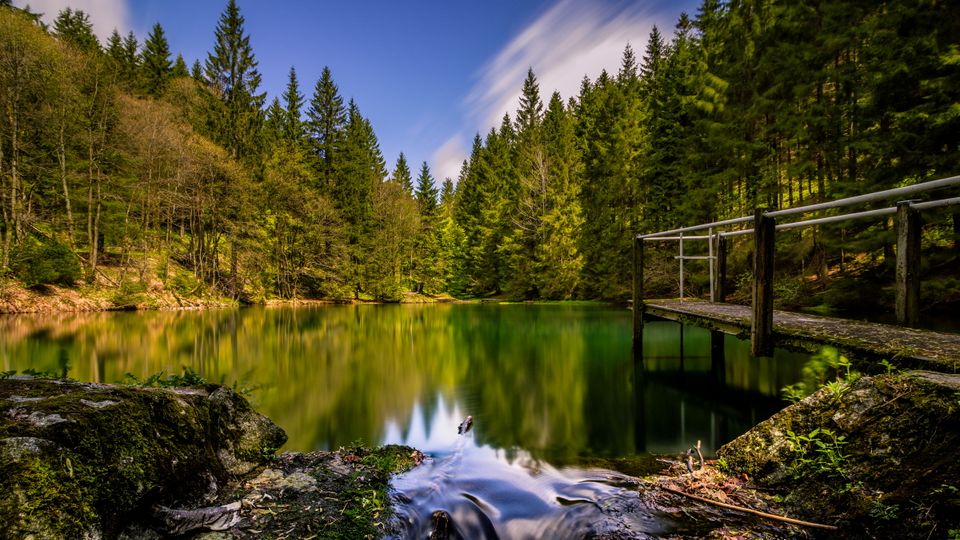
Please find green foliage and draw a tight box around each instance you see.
[9,238,81,287]
[785,427,848,479]
[782,346,860,403]
[868,500,899,521]
[122,367,207,388]
[141,22,172,96]
[2,0,960,306]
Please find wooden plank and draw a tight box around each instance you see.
[896,202,921,327]
[752,210,776,356]
[644,299,960,371]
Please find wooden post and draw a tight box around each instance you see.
[633,235,644,344]
[751,209,775,357]
[712,234,728,303]
[896,201,921,327]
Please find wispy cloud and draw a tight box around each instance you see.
[434,0,674,181]
[432,133,468,183]
[14,0,131,42]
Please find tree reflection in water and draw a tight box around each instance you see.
[0,305,807,458]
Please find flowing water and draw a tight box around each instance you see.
[0,303,809,537]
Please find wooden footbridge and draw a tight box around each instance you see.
[633,175,960,369]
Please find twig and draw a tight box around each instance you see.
[662,486,839,531]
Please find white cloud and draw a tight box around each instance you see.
[432,133,468,182]
[14,0,131,42]
[437,0,674,183]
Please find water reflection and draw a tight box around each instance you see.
[388,402,679,539]
[0,305,806,458]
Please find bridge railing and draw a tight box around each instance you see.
[633,175,960,355]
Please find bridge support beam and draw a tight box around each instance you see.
[896,201,921,327]
[633,236,644,345]
[751,209,776,357]
[711,234,727,302]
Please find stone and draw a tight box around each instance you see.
[717,371,960,538]
[0,378,286,539]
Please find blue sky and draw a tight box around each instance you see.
[17,0,700,182]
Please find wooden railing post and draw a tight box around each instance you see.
[633,235,644,344]
[896,201,921,327]
[752,209,775,356]
[711,234,728,302]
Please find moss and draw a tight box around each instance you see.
[719,372,960,538]
[1,379,285,538]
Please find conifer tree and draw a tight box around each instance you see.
[536,92,584,299]
[504,69,547,298]
[415,161,439,216]
[172,54,189,78]
[281,66,305,142]
[141,22,172,96]
[306,66,346,191]
[391,152,413,195]
[53,8,98,52]
[190,59,203,81]
[204,0,265,161]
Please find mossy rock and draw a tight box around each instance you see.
[0,378,286,539]
[718,371,960,538]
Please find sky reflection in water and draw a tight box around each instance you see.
[1,304,810,537]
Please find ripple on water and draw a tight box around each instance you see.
[388,437,679,539]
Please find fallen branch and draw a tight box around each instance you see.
[662,486,838,531]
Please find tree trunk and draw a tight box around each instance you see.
[58,116,76,249]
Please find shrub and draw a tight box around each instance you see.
[10,238,81,287]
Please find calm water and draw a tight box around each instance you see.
[1,304,809,537]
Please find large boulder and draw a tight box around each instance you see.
[0,378,286,539]
[718,371,960,538]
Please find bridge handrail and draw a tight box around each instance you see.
[638,174,960,239]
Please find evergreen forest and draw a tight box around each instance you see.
[1,0,959,313]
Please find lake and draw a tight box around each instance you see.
[0,303,810,537]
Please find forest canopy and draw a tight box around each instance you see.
[0,0,958,310]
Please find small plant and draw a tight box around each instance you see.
[1,370,15,379]
[123,367,206,387]
[781,346,861,402]
[878,359,897,374]
[782,383,806,403]
[785,427,848,478]
[21,367,63,379]
[869,500,899,521]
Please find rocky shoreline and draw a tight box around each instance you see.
[3,372,958,538]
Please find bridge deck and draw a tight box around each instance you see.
[643,299,960,371]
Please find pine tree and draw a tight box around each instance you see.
[281,66,305,142]
[415,161,439,216]
[141,22,172,96]
[537,92,584,299]
[204,0,265,161]
[504,69,547,298]
[52,8,98,52]
[515,68,544,143]
[391,152,413,195]
[306,66,346,191]
[172,54,189,78]
[190,59,203,81]
[440,178,455,207]
[411,162,443,293]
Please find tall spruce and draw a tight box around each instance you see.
[204,0,265,161]
[392,152,413,195]
[141,23,172,96]
[306,66,346,191]
[415,161,439,216]
[52,8,98,52]
[281,66,305,142]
